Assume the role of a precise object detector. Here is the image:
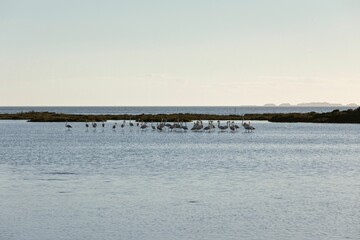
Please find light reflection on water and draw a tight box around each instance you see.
[0,120,360,240]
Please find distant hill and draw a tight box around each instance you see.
[296,102,343,107]
[346,103,358,107]
[279,103,291,106]
[264,103,277,107]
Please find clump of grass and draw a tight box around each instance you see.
[268,108,360,123]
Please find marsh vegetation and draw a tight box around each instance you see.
[0,108,359,123]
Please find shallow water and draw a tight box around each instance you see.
[0,120,359,240]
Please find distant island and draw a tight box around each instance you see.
[264,103,277,107]
[296,102,343,107]
[1,108,359,124]
[264,102,358,107]
[347,103,359,107]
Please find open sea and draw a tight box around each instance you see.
[0,106,357,115]
[0,107,359,240]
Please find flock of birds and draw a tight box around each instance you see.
[65,119,256,132]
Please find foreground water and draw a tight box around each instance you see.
[0,120,359,240]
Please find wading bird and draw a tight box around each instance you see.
[242,120,255,132]
[157,123,164,131]
[232,121,240,130]
[140,122,148,129]
[217,120,228,131]
[65,122,72,129]
[181,122,188,131]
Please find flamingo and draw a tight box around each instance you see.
[217,120,228,131]
[233,121,240,130]
[203,125,211,131]
[191,120,203,131]
[65,122,72,129]
[157,123,164,131]
[172,120,181,131]
[229,122,235,131]
[210,120,216,130]
[181,122,188,131]
[163,119,171,130]
[242,120,255,132]
[157,119,165,131]
[191,121,199,131]
[203,121,213,132]
[140,122,148,129]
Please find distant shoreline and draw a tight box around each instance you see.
[265,102,358,107]
[0,103,358,108]
[0,108,359,124]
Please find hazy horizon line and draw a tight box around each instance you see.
[0,103,358,108]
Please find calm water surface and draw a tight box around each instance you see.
[0,120,359,240]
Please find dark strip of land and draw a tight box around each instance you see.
[0,108,359,123]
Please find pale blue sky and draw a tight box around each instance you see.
[1,0,359,106]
